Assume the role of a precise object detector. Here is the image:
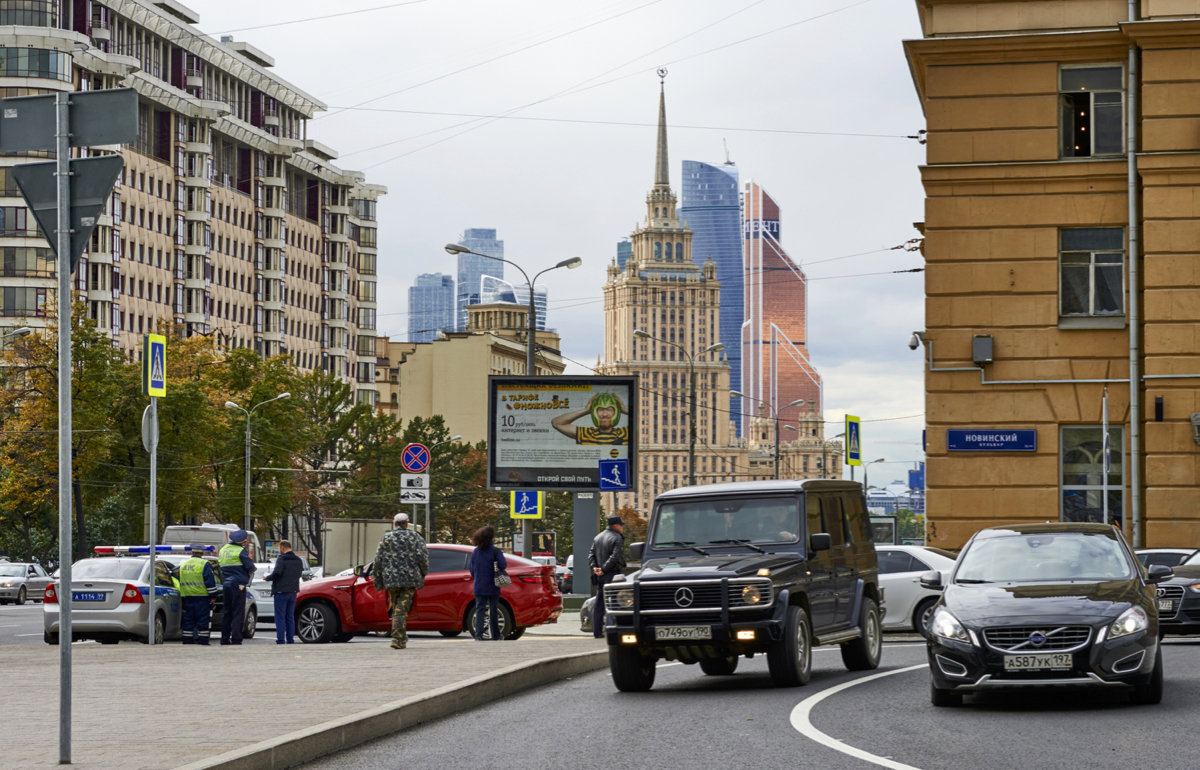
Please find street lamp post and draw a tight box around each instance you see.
[635,330,723,486]
[444,243,582,557]
[225,392,291,533]
[425,435,462,542]
[824,432,846,480]
[731,391,805,479]
[864,457,886,494]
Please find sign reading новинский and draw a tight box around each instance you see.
[946,429,1037,452]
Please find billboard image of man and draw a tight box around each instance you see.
[552,392,629,445]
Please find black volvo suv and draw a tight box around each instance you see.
[602,479,883,691]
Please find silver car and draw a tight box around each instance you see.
[250,563,275,625]
[158,553,259,639]
[0,562,52,604]
[43,557,182,644]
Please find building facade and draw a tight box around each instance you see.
[478,274,549,331]
[454,227,503,331]
[407,273,454,342]
[905,0,1200,547]
[0,0,383,405]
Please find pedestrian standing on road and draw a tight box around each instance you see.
[264,540,303,644]
[589,515,627,639]
[178,544,218,645]
[467,525,508,641]
[217,529,256,646]
[372,512,429,650]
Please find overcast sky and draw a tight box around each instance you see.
[186,0,928,483]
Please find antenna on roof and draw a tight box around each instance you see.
[722,138,732,165]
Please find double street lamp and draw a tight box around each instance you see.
[731,392,805,479]
[864,457,887,493]
[633,330,723,486]
[225,392,291,533]
[444,243,582,557]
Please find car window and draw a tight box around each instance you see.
[909,554,932,571]
[956,533,1133,582]
[72,559,147,581]
[428,549,468,573]
[842,493,870,542]
[1140,553,1186,568]
[651,495,799,547]
[155,561,174,588]
[822,496,845,545]
[0,565,23,577]
[806,495,824,540]
[1182,551,1200,567]
[33,564,47,577]
[877,551,918,574]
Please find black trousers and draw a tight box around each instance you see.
[593,571,618,639]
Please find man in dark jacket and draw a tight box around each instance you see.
[264,540,304,644]
[217,529,256,645]
[588,515,627,639]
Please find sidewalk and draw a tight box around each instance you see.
[2,622,605,770]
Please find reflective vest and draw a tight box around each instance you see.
[218,543,244,568]
[179,557,209,597]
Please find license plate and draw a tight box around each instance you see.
[655,626,711,641]
[1004,653,1073,670]
[72,592,105,602]
[1157,599,1174,612]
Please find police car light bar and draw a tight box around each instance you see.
[93,545,215,555]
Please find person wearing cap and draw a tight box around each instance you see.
[217,529,257,645]
[179,544,218,645]
[588,515,627,639]
[372,512,428,650]
[264,540,304,644]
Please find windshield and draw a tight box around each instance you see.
[71,559,146,581]
[0,565,26,577]
[651,495,799,549]
[955,532,1133,583]
[1182,551,1200,567]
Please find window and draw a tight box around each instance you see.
[1060,425,1123,526]
[1060,227,1123,317]
[1060,65,1123,158]
[427,549,467,573]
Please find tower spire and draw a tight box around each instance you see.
[654,67,669,188]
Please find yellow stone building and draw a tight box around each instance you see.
[906,0,1200,547]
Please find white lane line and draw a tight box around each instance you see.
[790,664,928,770]
[16,633,42,637]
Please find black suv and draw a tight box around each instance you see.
[602,479,882,691]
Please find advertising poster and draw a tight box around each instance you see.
[487,375,638,490]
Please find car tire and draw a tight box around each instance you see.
[699,655,739,676]
[579,597,594,634]
[463,602,514,640]
[297,602,339,644]
[914,598,938,640]
[930,679,963,707]
[143,613,165,645]
[1130,647,1163,705]
[767,605,812,687]
[332,632,355,643]
[507,627,526,641]
[438,629,462,638]
[609,645,656,692]
[16,587,26,605]
[841,597,883,671]
[44,629,58,645]
[243,606,257,639]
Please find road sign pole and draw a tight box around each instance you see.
[147,395,158,645]
[55,90,73,766]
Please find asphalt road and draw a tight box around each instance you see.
[303,637,1200,770]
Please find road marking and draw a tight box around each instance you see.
[16,633,42,637]
[790,664,928,770]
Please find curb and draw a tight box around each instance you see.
[175,649,609,770]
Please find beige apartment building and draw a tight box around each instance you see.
[906,0,1200,547]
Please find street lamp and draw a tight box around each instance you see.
[225,392,291,533]
[731,392,805,479]
[823,432,846,480]
[634,329,724,486]
[444,243,582,557]
[424,435,462,542]
[864,457,886,495]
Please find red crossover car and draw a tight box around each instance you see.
[295,544,562,642]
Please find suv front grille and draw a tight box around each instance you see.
[984,625,1091,652]
[1156,585,1184,600]
[604,578,772,614]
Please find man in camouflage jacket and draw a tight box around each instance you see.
[373,512,429,649]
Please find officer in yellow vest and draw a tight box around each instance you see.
[217,530,256,645]
[179,544,218,645]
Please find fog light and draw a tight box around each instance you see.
[620,634,638,645]
[735,629,756,641]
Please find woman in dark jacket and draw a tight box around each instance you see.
[467,525,507,640]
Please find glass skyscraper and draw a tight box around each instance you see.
[478,275,549,330]
[455,228,504,331]
[615,239,632,271]
[680,159,745,434]
[408,273,455,342]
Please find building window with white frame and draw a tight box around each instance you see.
[1060,425,1123,526]
[1060,65,1123,158]
[1060,227,1123,318]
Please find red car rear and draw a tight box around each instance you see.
[295,544,562,642]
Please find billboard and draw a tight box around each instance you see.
[487,375,638,490]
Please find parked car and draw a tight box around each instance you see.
[925,522,1169,707]
[43,556,183,644]
[294,544,562,643]
[145,549,259,640]
[875,545,956,638]
[0,561,53,604]
[559,554,574,594]
[1153,549,1200,636]
[249,563,276,625]
[1135,548,1197,569]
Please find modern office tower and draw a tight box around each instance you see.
[741,180,823,438]
[478,275,549,331]
[0,3,384,405]
[407,273,455,342]
[615,239,632,271]
[454,228,503,331]
[681,159,744,434]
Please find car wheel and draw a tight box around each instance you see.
[841,597,883,671]
[463,602,514,640]
[930,679,963,707]
[1130,647,1163,705]
[699,655,739,676]
[609,645,656,691]
[332,632,355,643]
[297,602,339,643]
[767,605,812,686]
[44,630,58,645]
[914,598,938,640]
[507,627,526,641]
[16,587,26,605]
[580,597,594,634]
[243,606,257,639]
[439,629,462,638]
[143,613,165,645]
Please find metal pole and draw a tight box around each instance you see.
[523,275,536,558]
[243,413,252,532]
[688,354,697,486]
[55,90,73,766]
[774,411,781,480]
[148,396,158,645]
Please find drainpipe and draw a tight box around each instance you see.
[1127,0,1143,547]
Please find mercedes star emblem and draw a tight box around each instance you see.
[674,587,694,607]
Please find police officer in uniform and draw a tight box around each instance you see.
[179,544,219,645]
[217,530,256,645]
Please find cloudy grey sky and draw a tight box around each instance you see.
[187,0,928,482]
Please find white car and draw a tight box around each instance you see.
[875,545,957,637]
[250,563,276,625]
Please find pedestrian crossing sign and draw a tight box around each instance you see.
[510,490,544,519]
[142,333,166,397]
[845,415,861,466]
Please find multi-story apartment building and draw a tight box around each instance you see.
[407,273,455,342]
[0,1,383,405]
[905,0,1200,547]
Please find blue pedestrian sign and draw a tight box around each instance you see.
[401,443,430,473]
[142,334,166,397]
[510,490,544,519]
[845,415,861,466]
[598,459,630,490]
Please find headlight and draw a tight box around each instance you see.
[742,585,763,604]
[614,589,634,609]
[1188,583,1200,595]
[0,582,12,588]
[930,608,969,643]
[1109,606,1148,639]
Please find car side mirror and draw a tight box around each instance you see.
[1146,564,1173,584]
[809,533,831,553]
[353,564,363,577]
[919,570,944,590]
[630,542,644,561]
